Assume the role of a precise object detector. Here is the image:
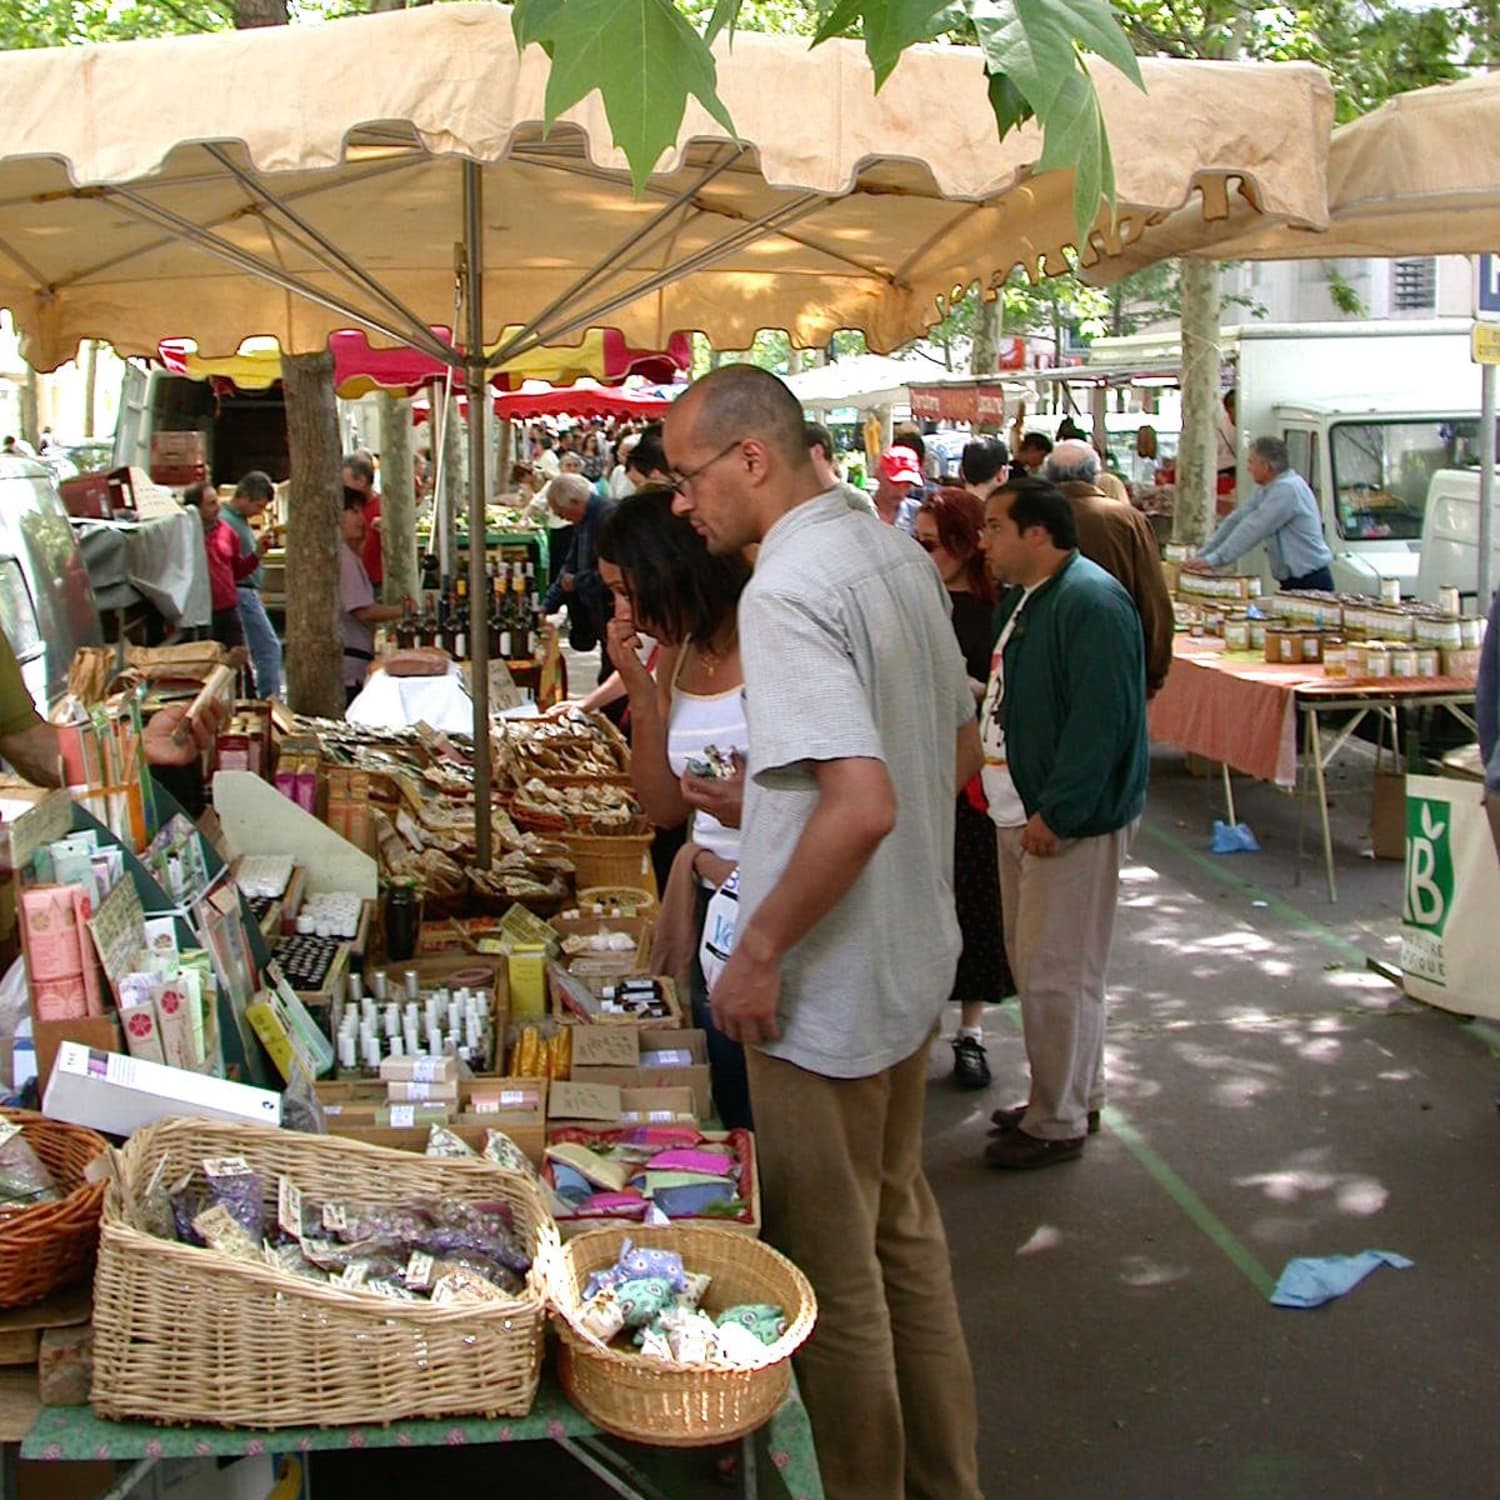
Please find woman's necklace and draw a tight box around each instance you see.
[694,632,734,678]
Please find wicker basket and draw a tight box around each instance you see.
[562,830,658,898]
[575,886,658,916]
[91,1119,558,1429]
[552,1225,816,1447]
[0,1109,109,1309]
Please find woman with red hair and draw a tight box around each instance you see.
[914,488,1014,1089]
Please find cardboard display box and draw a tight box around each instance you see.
[544,1126,761,1241]
[569,1026,712,1119]
[336,954,509,1077]
[549,963,683,1029]
[317,1075,547,1162]
[547,1080,698,1131]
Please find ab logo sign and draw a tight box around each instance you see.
[1401,796,1454,986]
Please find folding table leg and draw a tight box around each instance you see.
[1220,761,1237,827]
[1306,707,1338,902]
[739,1431,759,1500]
[554,1435,676,1500]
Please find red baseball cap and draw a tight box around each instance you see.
[879,447,923,486]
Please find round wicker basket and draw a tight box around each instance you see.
[0,1108,110,1309]
[552,1224,816,1448]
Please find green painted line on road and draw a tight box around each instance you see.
[994,1010,1278,1298]
[1139,815,1500,1062]
[1136,817,1368,965]
[1104,1105,1279,1301]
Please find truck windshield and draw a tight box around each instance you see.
[1330,419,1480,542]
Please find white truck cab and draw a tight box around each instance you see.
[1273,401,1480,597]
[1415,467,1499,610]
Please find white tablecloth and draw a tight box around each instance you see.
[345,665,475,734]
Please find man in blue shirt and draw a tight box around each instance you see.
[1186,434,1334,591]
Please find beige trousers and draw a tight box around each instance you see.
[745,1040,983,1500]
[996,821,1137,1140]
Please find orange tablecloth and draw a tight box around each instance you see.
[1147,638,1477,787]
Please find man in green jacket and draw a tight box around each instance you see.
[977,475,1149,1170]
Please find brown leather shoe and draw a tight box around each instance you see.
[989,1104,1100,1135]
[984,1129,1086,1170]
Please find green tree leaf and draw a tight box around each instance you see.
[704,0,742,41]
[987,70,1035,135]
[512,0,568,56]
[516,0,740,193]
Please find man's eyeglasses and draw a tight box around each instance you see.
[667,439,743,494]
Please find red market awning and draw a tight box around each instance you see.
[493,383,676,420]
[908,381,1010,424]
[157,328,691,398]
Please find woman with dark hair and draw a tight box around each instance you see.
[597,488,755,1128]
[914,487,1014,1089]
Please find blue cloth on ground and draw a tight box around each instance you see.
[1211,820,1261,854]
[1270,1250,1413,1308]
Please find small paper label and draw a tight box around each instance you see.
[202,1155,254,1180]
[471,1098,501,1115]
[335,1261,371,1290]
[410,1057,446,1084]
[321,1202,348,1233]
[500,1089,528,1109]
[647,1110,676,1123]
[277,1176,303,1238]
[403,1081,435,1102]
[641,1049,692,1068]
[405,1251,435,1291]
[367,1280,417,1301]
[388,1105,416,1129]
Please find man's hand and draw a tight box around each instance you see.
[710,933,781,1045]
[560,572,576,594]
[1020,811,1060,857]
[682,755,745,829]
[143,701,221,768]
[1182,557,1213,574]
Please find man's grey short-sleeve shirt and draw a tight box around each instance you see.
[737,490,974,1078]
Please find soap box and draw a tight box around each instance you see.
[43,1042,283,1137]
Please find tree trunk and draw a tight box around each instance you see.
[283,350,345,717]
[786,348,803,376]
[971,293,1002,378]
[379,392,418,606]
[233,0,288,26]
[82,341,99,438]
[17,363,39,449]
[1174,257,1223,547]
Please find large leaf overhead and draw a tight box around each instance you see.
[512,0,738,192]
[512,0,1145,241]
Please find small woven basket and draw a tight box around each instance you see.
[562,830,658,898]
[552,1225,816,1447]
[575,886,658,917]
[0,1108,109,1309]
[91,1119,558,1429]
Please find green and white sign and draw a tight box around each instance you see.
[1401,775,1500,1018]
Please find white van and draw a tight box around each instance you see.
[0,456,104,712]
[1414,468,1499,610]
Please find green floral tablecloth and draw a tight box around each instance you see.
[21,1368,823,1500]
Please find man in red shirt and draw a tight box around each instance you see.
[183,480,262,648]
[343,450,383,590]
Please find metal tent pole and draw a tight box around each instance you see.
[1480,361,1495,611]
[463,160,493,870]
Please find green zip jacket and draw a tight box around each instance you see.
[994,551,1149,839]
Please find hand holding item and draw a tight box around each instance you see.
[1181,557,1213,574]
[1020,811,1059,858]
[710,937,781,1046]
[145,701,219,767]
[560,572,576,594]
[681,752,745,829]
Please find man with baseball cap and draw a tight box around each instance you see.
[873,446,924,533]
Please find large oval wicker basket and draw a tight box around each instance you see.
[561,830,658,898]
[91,1118,558,1428]
[0,1108,110,1309]
[552,1224,816,1448]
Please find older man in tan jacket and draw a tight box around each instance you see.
[1045,439,1174,696]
